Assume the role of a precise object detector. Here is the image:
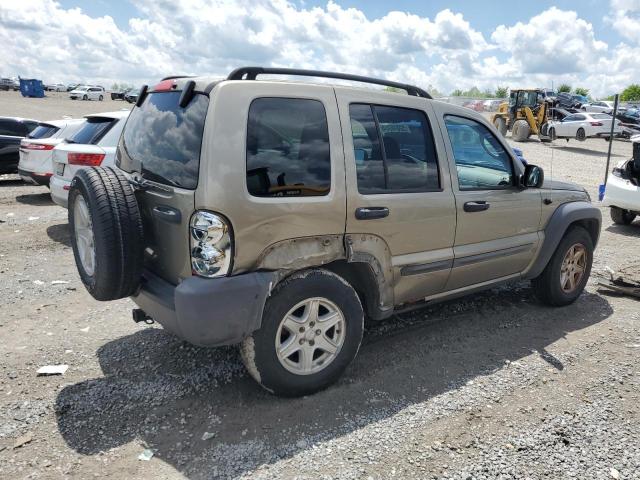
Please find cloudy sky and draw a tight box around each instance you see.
[1,0,639,97]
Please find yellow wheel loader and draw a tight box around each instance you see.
[491,89,552,142]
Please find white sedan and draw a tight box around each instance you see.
[547,112,622,141]
[582,101,615,114]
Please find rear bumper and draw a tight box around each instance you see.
[602,175,640,212]
[18,168,51,186]
[132,269,278,347]
[50,175,70,208]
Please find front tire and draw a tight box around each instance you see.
[98,95,103,101]
[493,117,507,137]
[512,119,530,142]
[240,269,364,397]
[610,206,636,225]
[82,94,88,101]
[532,226,593,306]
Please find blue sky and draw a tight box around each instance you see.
[4,0,640,97]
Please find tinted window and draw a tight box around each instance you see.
[120,91,209,189]
[592,113,611,119]
[0,119,27,136]
[28,123,60,139]
[349,104,439,194]
[70,118,115,145]
[445,115,513,190]
[246,98,330,197]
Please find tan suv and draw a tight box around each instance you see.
[67,67,601,396]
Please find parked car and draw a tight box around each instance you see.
[124,88,139,103]
[483,99,503,112]
[45,83,66,92]
[69,86,105,101]
[50,111,129,207]
[603,135,640,225]
[546,112,621,141]
[0,116,39,175]
[18,118,86,186]
[66,83,80,92]
[463,100,484,112]
[64,67,601,397]
[111,90,126,100]
[582,101,615,114]
[0,77,20,91]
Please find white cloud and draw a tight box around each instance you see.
[0,1,635,97]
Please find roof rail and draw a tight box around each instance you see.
[227,67,432,99]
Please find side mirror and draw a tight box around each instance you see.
[523,164,544,188]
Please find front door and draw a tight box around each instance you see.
[437,111,542,291]
[336,88,457,305]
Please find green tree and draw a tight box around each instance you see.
[621,84,640,102]
[451,89,464,97]
[495,86,508,98]
[574,87,589,96]
[426,84,443,98]
[463,86,483,98]
[482,88,494,98]
[558,84,572,93]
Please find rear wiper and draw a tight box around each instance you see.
[140,169,181,188]
[64,138,77,144]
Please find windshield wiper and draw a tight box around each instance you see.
[64,138,77,144]
[140,169,181,188]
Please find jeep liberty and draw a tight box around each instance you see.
[67,67,601,396]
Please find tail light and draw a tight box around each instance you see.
[68,152,105,166]
[189,211,233,278]
[21,142,54,150]
[590,122,603,126]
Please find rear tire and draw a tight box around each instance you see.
[512,119,530,142]
[532,226,593,306]
[240,269,364,397]
[82,94,88,101]
[576,128,586,141]
[610,206,636,225]
[493,117,507,137]
[68,167,144,301]
[99,95,103,101]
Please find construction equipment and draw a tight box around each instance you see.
[491,89,552,142]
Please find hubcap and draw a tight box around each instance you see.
[275,297,346,375]
[560,243,587,293]
[73,195,96,276]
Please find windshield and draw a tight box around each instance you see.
[119,91,209,189]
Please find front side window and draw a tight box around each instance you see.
[444,115,514,190]
[349,104,439,194]
[246,97,330,197]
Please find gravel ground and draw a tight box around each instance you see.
[0,97,639,479]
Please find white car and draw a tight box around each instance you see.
[69,86,105,101]
[46,83,66,92]
[582,101,615,114]
[603,136,640,225]
[18,118,86,186]
[547,112,622,141]
[50,111,130,208]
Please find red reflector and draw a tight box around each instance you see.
[590,122,603,126]
[153,79,176,91]
[22,142,54,150]
[63,185,70,191]
[68,152,105,166]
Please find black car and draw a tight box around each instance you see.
[556,92,582,111]
[0,117,39,175]
[124,88,139,103]
[0,78,19,91]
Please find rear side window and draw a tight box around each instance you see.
[120,91,209,189]
[28,123,60,139]
[246,98,330,197]
[70,118,115,145]
[349,104,439,194]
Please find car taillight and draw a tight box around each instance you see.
[590,122,603,126]
[189,211,233,278]
[68,152,105,166]
[22,143,54,150]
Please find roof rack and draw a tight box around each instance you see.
[227,67,432,99]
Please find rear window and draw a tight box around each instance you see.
[28,123,60,139]
[120,91,209,189]
[69,118,115,145]
[592,113,611,119]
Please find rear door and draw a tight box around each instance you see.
[336,88,456,304]
[435,107,542,291]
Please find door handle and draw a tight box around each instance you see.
[463,201,490,212]
[153,205,182,224]
[355,207,389,220]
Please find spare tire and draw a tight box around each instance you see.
[68,167,144,301]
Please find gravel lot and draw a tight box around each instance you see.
[0,94,639,479]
